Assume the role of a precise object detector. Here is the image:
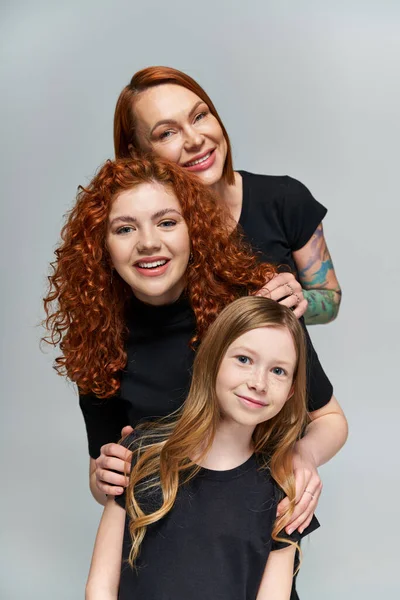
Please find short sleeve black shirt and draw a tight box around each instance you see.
[238,171,327,271]
[115,441,319,600]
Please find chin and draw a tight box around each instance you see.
[199,169,223,187]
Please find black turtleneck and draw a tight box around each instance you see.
[79,294,196,458]
[79,291,332,459]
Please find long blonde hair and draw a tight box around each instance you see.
[124,296,308,566]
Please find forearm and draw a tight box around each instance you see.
[86,498,124,599]
[86,584,117,600]
[303,289,342,325]
[256,546,296,600]
[296,401,348,467]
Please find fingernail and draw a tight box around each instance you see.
[299,527,304,534]
[287,527,294,535]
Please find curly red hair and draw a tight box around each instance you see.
[43,156,277,398]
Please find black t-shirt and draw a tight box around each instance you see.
[114,435,320,600]
[79,172,333,459]
[238,171,327,272]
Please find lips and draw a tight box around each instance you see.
[182,149,216,172]
[236,394,268,408]
[133,257,171,277]
[136,259,167,269]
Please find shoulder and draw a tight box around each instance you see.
[239,171,326,224]
[238,170,313,200]
[119,426,157,450]
[241,171,327,250]
[240,170,319,204]
[239,169,288,197]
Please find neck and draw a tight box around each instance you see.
[211,171,243,225]
[198,418,255,471]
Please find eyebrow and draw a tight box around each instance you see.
[150,100,205,135]
[231,346,294,367]
[109,208,182,227]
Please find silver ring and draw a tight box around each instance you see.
[286,283,294,295]
[293,292,301,306]
[304,489,314,499]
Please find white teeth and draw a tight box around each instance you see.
[186,151,212,167]
[137,259,167,269]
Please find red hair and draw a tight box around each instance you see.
[43,156,276,398]
[113,66,235,185]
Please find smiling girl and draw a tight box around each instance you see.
[86,296,319,600]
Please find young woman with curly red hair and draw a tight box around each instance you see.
[44,156,277,400]
[44,155,345,560]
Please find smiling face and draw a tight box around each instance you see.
[133,84,228,187]
[215,326,297,429]
[106,181,190,305]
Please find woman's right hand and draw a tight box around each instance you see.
[255,272,308,319]
[95,425,134,496]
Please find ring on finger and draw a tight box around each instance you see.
[304,489,315,499]
[293,292,301,306]
[286,283,294,295]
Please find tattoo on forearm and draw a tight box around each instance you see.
[303,289,341,325]
[298,224,339,291]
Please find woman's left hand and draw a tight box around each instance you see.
[276,449,323,534]
[255,272,308,319]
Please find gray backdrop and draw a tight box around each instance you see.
[1,1,398,598]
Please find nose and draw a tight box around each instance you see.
[247,368,268,394]
[183,125,204,151]
[136,226,162,254]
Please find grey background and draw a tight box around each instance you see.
[1,1,398,598]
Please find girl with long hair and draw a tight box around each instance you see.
[86,296,319,600]
[43,155,345,560]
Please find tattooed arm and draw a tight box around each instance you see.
[293,223,342,325]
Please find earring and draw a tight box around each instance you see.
[189,252,193,264]
[110,268,114,285]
